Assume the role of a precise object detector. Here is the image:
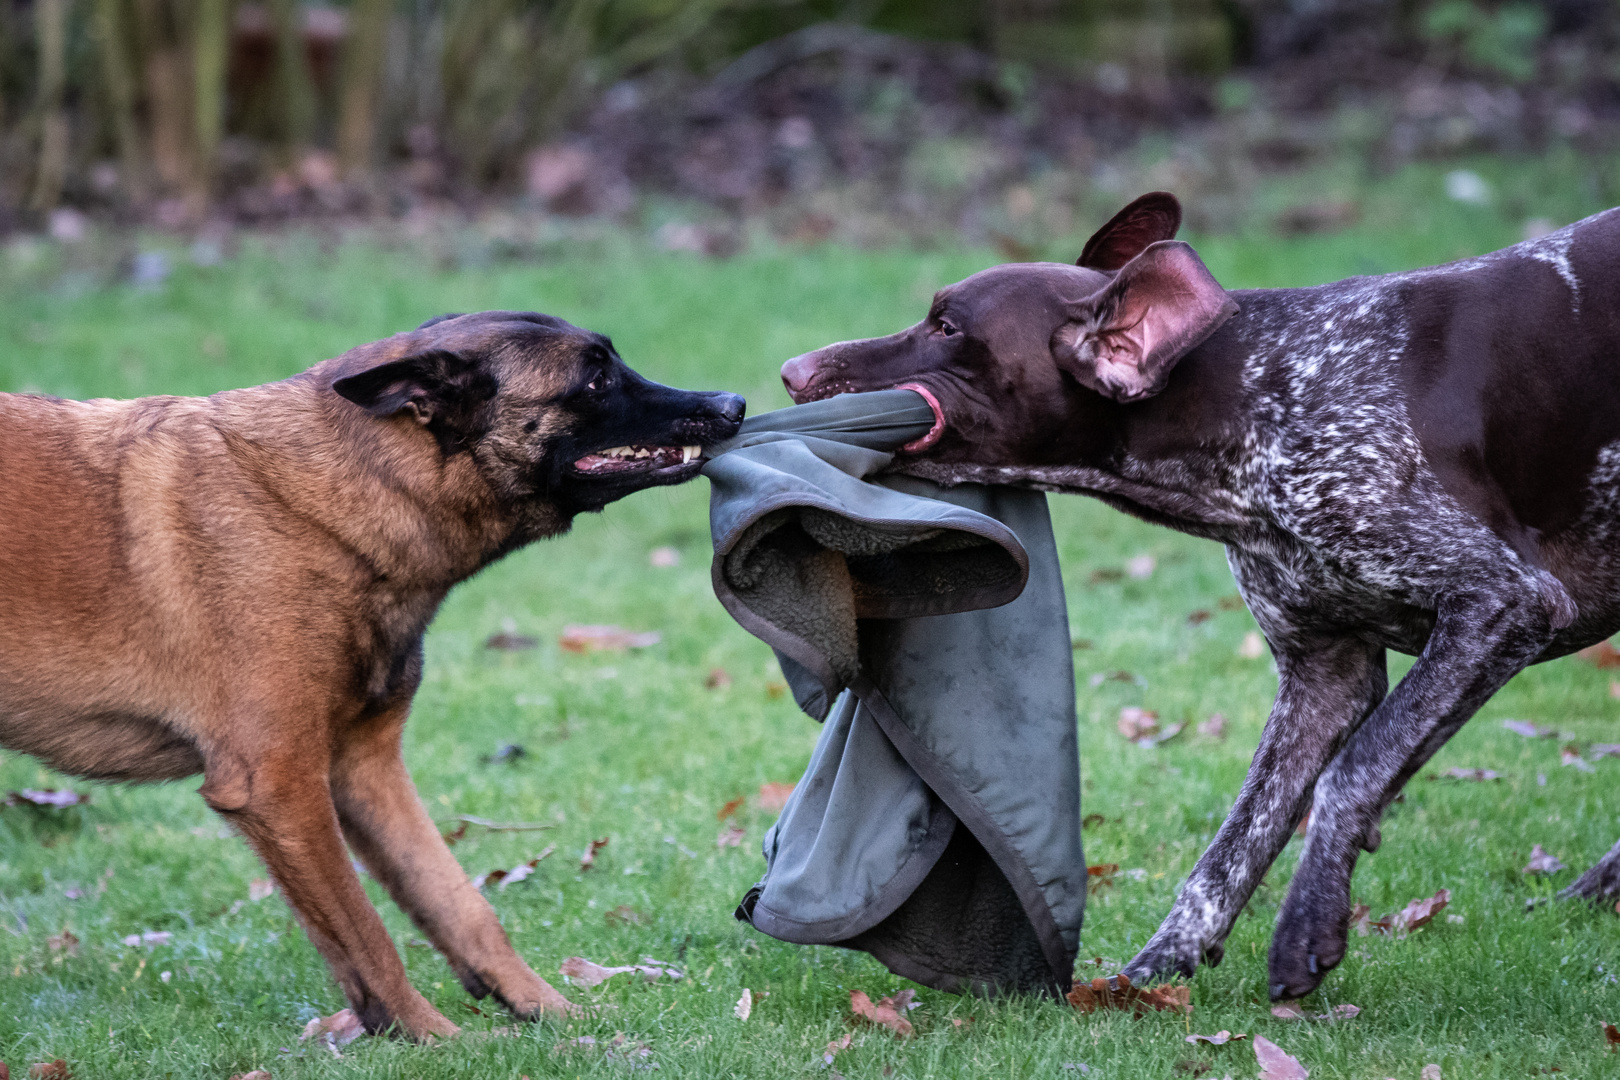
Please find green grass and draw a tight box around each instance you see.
[0,156,1619,1077]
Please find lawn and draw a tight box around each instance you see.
[1,157,1619,1078]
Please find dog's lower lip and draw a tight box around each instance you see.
[895,383,945,452]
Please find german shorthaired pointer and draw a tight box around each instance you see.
[778,191,1620,1000]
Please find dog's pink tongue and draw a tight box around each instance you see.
[896,383,945,453]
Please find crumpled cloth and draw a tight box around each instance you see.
[703,389,1084,995]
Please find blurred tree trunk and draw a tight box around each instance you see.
[192,0,231,199]
[267,0,316,160]
[28,0,72,212]
[338,0,393,176]
[135,0,197,196]
[93,0,146,201]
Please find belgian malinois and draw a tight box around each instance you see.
[0,310,743,1038]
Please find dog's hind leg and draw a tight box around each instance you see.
[1120,636,1386,985]
[1269,582,1569,1001]
[1561,838,1620,902]
[203,742,460,1040]
[329,704,575,1021]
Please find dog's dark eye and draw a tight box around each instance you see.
[524,419,539,433]
[939,321,959,337]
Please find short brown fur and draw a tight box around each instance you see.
[0,311,742,1038]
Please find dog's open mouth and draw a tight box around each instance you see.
[895,383,945,453]
[572,443,704,475]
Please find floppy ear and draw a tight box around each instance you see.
[1077,191,1182,272]
[331,349,498,454]
[1051,240,1237,403]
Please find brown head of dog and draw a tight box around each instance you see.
[779,193,1237,497]
[0,310,741,1039]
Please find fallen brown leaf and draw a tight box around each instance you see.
[1089,567,1124,584]
[1254,1035,1307,1080]
[1071,637,1094,650]
[1187,609,1212,625]
[951,1016,974,1029]
[704,668,732,690]
[733,988,755,1020]
[228,1072,271,1080]
[579,837,609,870]
[1440,767,1501,781]
[1081,813,1108,829]
[717,797,744,821]
[764,679,788,699]
[1603,1021,1620,1049]
[822,1033,853,1064]
[1579,641,1620,667]
[300,1008,363,1052]
[1590,744,1620,759]
[1086,863,1118,892]
[1390,888,1451,931]
[1118,707,1159,740]
[27,1064,69,1080]
[6,790,87,808]
[47,929,78,956]
[717,824,746,848]
[1503,719,1557,738]
[1186,1031,1248,1045]
[485,631,538,651]
[558,956,682,987]
[1421,1066,1442,1080]
[1526,844,1568,874]
[851,988,917,1036]
[605,905,646,926]
[1197,713,1228,738]
[1562,745,1596,772]
[1271,1002,1359,1021]
[1066,973,1191,1015]
[471,846,554,890]
[1218,595,1245,610]
[756,782,794,812]
[1350,903,1392,936]
[558,625,660,653]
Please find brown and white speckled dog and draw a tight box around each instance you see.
[0,311,742,1038]
[779,192,1620,1002]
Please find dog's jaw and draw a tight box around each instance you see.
[895,383,945,452]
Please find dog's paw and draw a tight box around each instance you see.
[1121,935,1202,985]
[1267,898,1350,1001]
[506,981,578,1022]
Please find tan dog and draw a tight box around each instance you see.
[0,311,743,1038]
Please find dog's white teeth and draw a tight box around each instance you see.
[682,445,701,463]
[599,446,634,458]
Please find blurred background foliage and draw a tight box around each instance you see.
[2,0,1620,245]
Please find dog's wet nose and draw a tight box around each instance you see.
[707,392,746,426]
[781,353,816,395]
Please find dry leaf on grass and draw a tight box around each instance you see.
[1421,1066,1442,1080]
[1562,745,1596,772]
[1391,889,1451,931]
[558,956,682,988]
[704,668,732,690]
[579,837,609,870]
[764,679,789,699]
[716,797,744,821]
[228,1072,271,1080]
[733,988,764,1021]
[822,1033,852,1064]
[1253,1035,1307,1080]
[1602,1021,1620,1048]
[1186,1031,1248,1045]
[1526,844,1568,874]
[1441,767,1500,781]
[851,988,917,1036]
[1118,707,1159,740]
[757,782,794,812]
[27,1064,69,1080]
[470,846,554,890]
[1579,641,1620,667]
[1066,973,1191,1015]
[1086,864,1118,891]
[248,879,276,902]
[484,631,538,651]
[1197,713,1228,738]
[1187,609,1212,625]
[300,1008,363,1055]
[1271,1002,1360,1021]
[6,790,87,808]
[605,905,646,926]
[1503,719,1558,739]
[717,824,746,848]
[47,930,78,956]
[121,931,172,947]
[1590,744,1620,759]
[552,1033,652,1064]
[558,625,660,653]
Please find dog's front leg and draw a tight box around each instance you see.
[328,704,575,1021]
[202,746,460,1040]
[1269,584,1567,1000]
[1121,636,1387,984]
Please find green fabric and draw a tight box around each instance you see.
[703,390,1084,996]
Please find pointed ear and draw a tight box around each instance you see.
[1051,240,1237,402]
[1077,191,1182,271]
